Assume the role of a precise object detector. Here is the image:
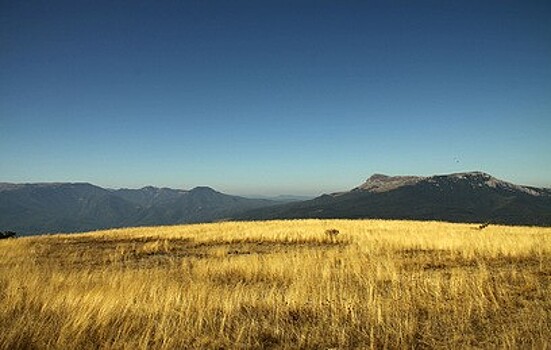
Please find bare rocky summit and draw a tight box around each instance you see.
[355,174,425,193]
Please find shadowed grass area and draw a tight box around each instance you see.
[1,219,550,349]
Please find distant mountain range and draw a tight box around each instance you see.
[235,172,551,226]
[0,183,275,235]
[1,171,550,235]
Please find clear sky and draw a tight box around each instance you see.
[1,1,550,195]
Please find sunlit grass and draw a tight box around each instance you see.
[1,219,550,349]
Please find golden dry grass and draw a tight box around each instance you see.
[1,219,550,349]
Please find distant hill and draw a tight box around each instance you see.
[131,187,276,226]
[0,183,139,235]
[0,183,275,235]
[235,172,551,226]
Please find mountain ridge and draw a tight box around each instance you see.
[354,171,550,196]
[0,183,277,235]
[235,171,551,226]
[1,172,550,235]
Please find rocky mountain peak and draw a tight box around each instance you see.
[425,172,547,197]
[357,174,424,193]
[366,174,391,181]
[189,186,219,194]
[141,185,159,191]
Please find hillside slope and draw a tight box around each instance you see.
[0,183,140,234]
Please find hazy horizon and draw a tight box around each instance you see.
[1,169,549,198]
[2,1,550,195]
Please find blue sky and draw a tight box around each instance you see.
[1,1,550,195]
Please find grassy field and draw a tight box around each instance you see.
[1,219,550,349]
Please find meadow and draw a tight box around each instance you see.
[1,219,550,349]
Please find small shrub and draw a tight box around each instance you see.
[0,231,17,239]
[478,223,490,230]
[325,229,340,237]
